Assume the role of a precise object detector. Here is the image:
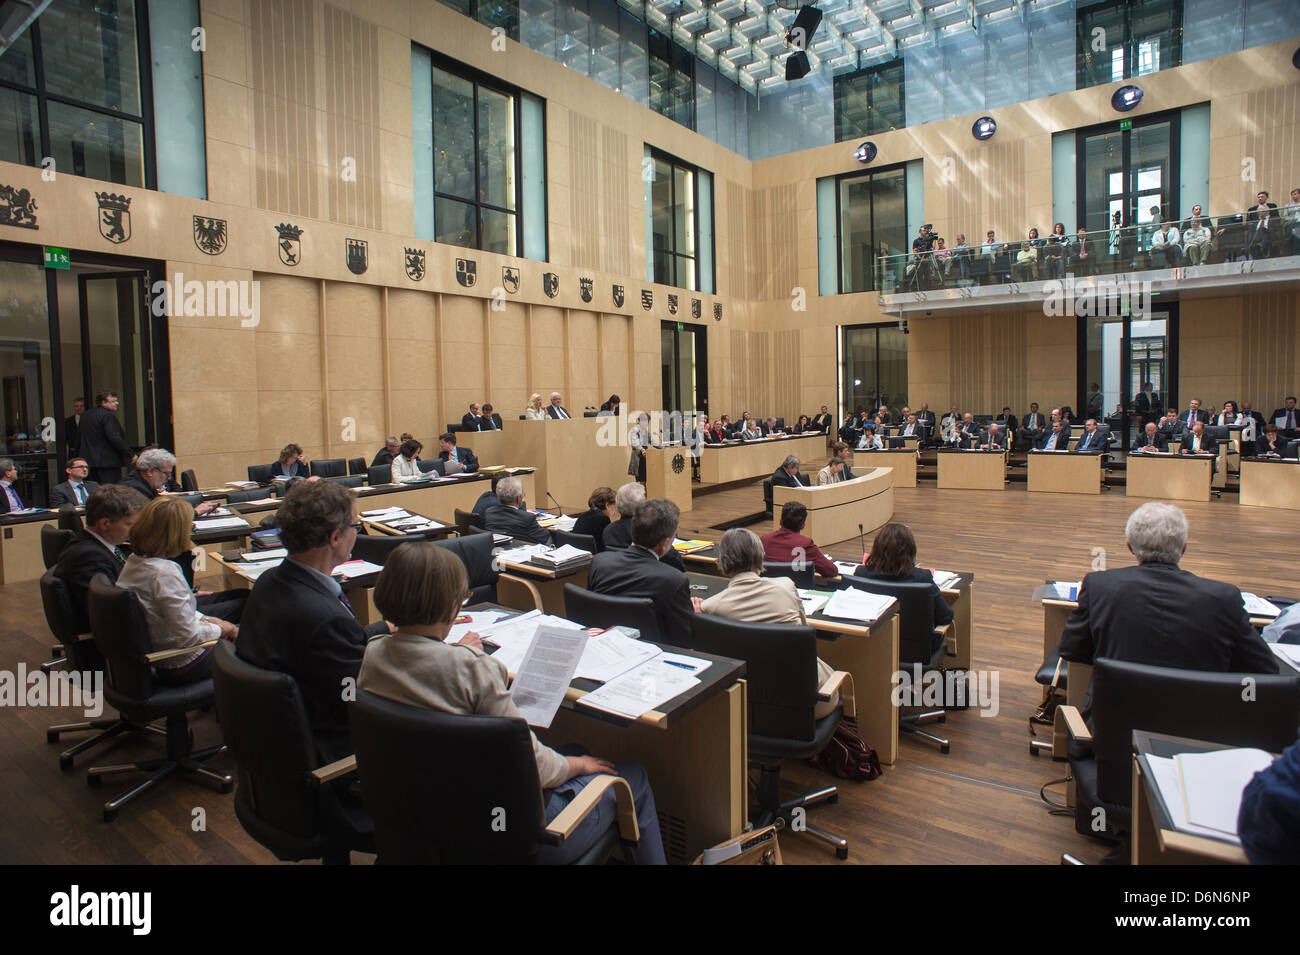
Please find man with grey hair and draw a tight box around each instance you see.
[120,448,218,514]
[603,481,685,570]
[371,436,400,469]
[546,392,570,419]
[483,475,550,544]
[1060,501,1277,725]
[0,457,23,513]
[771,455,808,489]
[587,498,696,640]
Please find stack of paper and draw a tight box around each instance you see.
[1272,644,1300,673]
[833,560,862,577]
[1049,581,1081,600]
[226,481,258,489]
[1241,592,1281,617]
[797,589,833,616]
[673,538,713,553]
[332,559,384,580]
[494,543,552,564]
[530,544,592,567]
[820,587,896,623]
[362,506,411,519]
[194,517,251,530]
[240,547,288,561]
[1178,748,1274,835]
[578,658,700,720]
[576,629,660,682]
[477,611,583,673]
[930,569,961,590]
[232,558,282,580]
[509,625,590,728]
[446,610,509,645]
[535,512,577,531]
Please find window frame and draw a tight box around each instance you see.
[830,161,910,295]
[1075,0,1184,90]
[832,57,905,143]
[647,26,695,130]
[647,146,710,292]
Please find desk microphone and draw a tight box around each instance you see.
[546,491,564,517]
[858,523,867,563]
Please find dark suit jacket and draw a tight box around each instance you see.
[571,508,611,552]
[996,414,1018,434]
[916,412,936,434]
[65,414,81,456]
[1178,409,1210,429]
[1134,392,1161,414]
[980,429,1009,450]
[1036,429,1070,451]
[1270,408,1300,431]
[53,530,127,632]
[854,565,954,631]
[235,558,386,764]
[438,446,479,473]
[1074,429,1110,453]
[270,460,309,478]
[0,482,25,514]
[587,544,693,642]
[370,448,395,469]
[471,489,497,518]
[1179,432,1218,455]
[811,413,832,432]
[1059,562,1278,723]
[1021,412,1045,431]
[119,471,159,500]
[760,423,784,436]
[1132,432,1168,452]
[770,468,810,489]
[49,479,98,508]
[460,413,483,431]
[480,414,502,431]
[1257,436,1288,456]
[77,406,133,468]
[600,518,685,570]
[545,405,571,419]
[484,504,550,545]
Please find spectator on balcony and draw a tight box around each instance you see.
[933,237,953,279]
[1107,210,1129,271]
[1186,203,1211,230]
[1026,226,1044,251]
[1044,222,1069,280]
[1285,187,1300,256]
[1247,193,1283,259]
[1068,226,1095,276]
[979,230,1001,259]
[1150,219,1183,268]
[1012,241,1039,282]
[950,233,973,283]
[1183,216,1212,266]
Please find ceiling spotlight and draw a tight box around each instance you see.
[1292,47,1300,70]
[853,141,877,163]
[785,51,810,81]
[972,116,997,140]
[1111,84,1144,112]
[785,5,823,50]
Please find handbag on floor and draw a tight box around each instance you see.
[809,720,882,780]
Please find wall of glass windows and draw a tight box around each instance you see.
[1076,0,1183,90]
[833,58,904,143]
[645,147,714,293]
[840,323,908,423]
[816,164,909,295]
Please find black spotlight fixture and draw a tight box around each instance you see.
[785,5,823,49]
[972,116,997,141]
[1292,46,1300,70]
[1111,84,1144,112]
[785,51,811,81]
[853,141,877,164]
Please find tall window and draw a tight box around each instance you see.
[648,28,694,129]
[0,0,154,187]
[833,58,904,142]
[829,165,908,294]
[1076,0,1183,89]
[840,324,908,423]
[647,149,713,292]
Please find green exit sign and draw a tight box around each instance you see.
[677,321,685,331]
[43,246,70,270]
[1119,119,1132,130]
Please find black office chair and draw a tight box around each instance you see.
[454,507,484,537]
[764,560,814,589]
[1057,658,1300,842]
[310,458,346,478]
[366,465,392,486]
[349,690,637,864]
[347,457,366,476]
[762,479,774,516]
[432,533,499,604]
[350,533,409,566]
[180,468,199,493]
[553,529,597,554]
[688,612,847,859]
[40,524,76,570]
[57,505,83,533]
[417,458,444,475]
[844,576,952,753]
[247,463,274,483]
[329,475,365,488]
[562,583,663,643]
[84,576,232,821]
[226,487,272,504]
[211,642,373,863]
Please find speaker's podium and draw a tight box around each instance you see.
[771,468,894,545]
[511,418,628,512]
[645,444,693,513]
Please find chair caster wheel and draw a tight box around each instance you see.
[836,847,849,860]
[60,755,74,771]
[826,793,838,805]
[1030,745,1039,757]
[940,743,950,754]
[937,714,947,724]
[87,775,102,788]
[103,809,118,823]
[219,780,233,794]
[46,730,59,743]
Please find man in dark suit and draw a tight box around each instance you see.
[479,403,502,431]
[770,455,809,489]
[1060,502,1277,725]
[1177,397,1209,432]
[77,391,135,484]
[1133,382,1160,420]
[482,476,550,545]
[371,436,400,469]
[460,403,484,431]
[812,405,832,433]
[52,484,148,630]
[1270,396,1299,438]
[1132,422,1168,453]
[979,422,1008,450]
[1035,420,1070,451]
[1179,420,1217,456]
[830,442,856,480]
[914,404,936,437]
[117,448,220,516]
[1074,419,1110,453]
[896,413,927,448]
[471,474,502,518]
[65,396,85,457]
[0,457,25,514]
[49,457,99,508]
[437,432,479,473]
[545,392,571,419]
[235,480,390,765]
[1017,402,1045,451]
[1157,410,1181,439]
[587,498,695,642]
[760,416,784,437]
[995,407,1018,435]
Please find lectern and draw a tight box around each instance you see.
[645,445,693,512]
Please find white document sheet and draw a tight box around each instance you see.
[576,630,660,683]
[833,560,862,577]
[446,611,509,646]
[531,544,592,565]
[1272,643,1300,673]
[241,547,288,561]
[234,558,282,580]
[577,659,700,720]
[478,611,583,674]
[1049,581,1081,600]
[1176,748,1274,835]
[495,543,552,564]
[509,625,589,728]
[1241,592,1281,617]
[821,587,896,623]
[362,506,410,518]
[332,559,384,579]
[930,570,961,590]
[194,517,251,530]
[1145,756,1229,841]
[797,589,832,616]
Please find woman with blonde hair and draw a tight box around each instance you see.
[524,393,546,420]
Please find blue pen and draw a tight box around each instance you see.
[663,660,695,670]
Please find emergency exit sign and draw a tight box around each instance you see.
[1119,119,1132,130]
[43,247,70,269]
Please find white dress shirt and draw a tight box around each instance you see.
[115,555,220,669]
[391,454,422,482]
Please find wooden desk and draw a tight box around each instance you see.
[356,471,535,523]
[1239,458,1300,510]
[645,445,693,513]
[771,469,894,544]
[511,418,629,512]
[940,573,975,671]
[936,449,1007,490]
[1126,453,1213,502]
[698,434,828,485]
[0,511,55,585]
[852,448,917,487]
[458,429,506,467]
[493,557,589,616]
[1132,733,1249,865]
[206,550,382,624]
[1027,451,1103,494]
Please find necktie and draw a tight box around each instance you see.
[1288,411,1295,429]
[112,546,127,565]
[6,485,21,510]
[76,483,87,505]
[1194,437,1200,452]
[1188,411,1194,427]
[337,590,355,617]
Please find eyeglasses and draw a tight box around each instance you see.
[68,463,88,469]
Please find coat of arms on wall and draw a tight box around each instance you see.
[612,284,624,308]
[96,192,131,243]
[456,258,477,287]
[579,277,593,303]
[667,293,678,316]
[194,215,228,255]
[404,247,426,281]
[0,184,37,229]
[543,272,559,298]
[641,290,653,310]
[691,298,701,319]
[276,223,302,266]
[502,266,519,293]
[345,238,368,274]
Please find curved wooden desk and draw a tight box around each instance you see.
[771,468,895,545]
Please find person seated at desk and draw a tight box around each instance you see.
[390,438,425,483]
[271,443,310,479]
[471,474,502,518]
[1179,420,1217,456]
[829,441,856,480]
[587,498,697,642]
[855,523,952,655]
[524,393,547,420]
[1059,502,1277,726]
[116,497,247,685]
[597,394,621,417]
[894,413,925,448]
[762,501,839,581]
[601,482,685,572]
[812,406,832,433]
[696,415,720,446]
[979,422,1007,450]
[49,457,98,508]
[956,413,981,448]
[995,407,1018,435]
[1132,422,1168,453]
[121,449,219,515]
[1074,419,1110,453]
[815,457,845,486]
[771,455,809,489]
[702,528,839,718]
[1238,738,1300,865]
[1257,423,1288,457]
[1272,396,1299,438]
[740,418,764,441]
[460,402,484,431]
[483,476,550,546]
[761,416,784,437]
[545,392,571,420]
[438,432,478,474]
[1157,410,1181,439]
[571,486,616,551]
[371,436,400,469]
[0,457,25,513]
[53,485,148,629]
[1036,420,1070,451]
[791,414,813,434]
[357,542,666,864]
[236,480,392,767]
[855,424,884,451]
[479,403,501,431]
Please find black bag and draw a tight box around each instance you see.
[808,721,882,780]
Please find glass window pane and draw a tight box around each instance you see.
[476,86,515,211]
[0,259,57,506]
[834,58,904,142]
[0,88,40,167]
[433,67,476,201]
[47,100,145,186]
[434,196,477,248]
[478,207,516,256]
[40,0,142,115]
[1136,166,1161,192]
[673,164,693,256]
[0,26,36,86]
[1077,3,1125,88]
[477,0,520,40]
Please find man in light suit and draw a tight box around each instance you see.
[49,457,99,508]
[545,392,571,419]
[1178,397,1209,431]
[437,432,479,473]
[460,402,484,431]
[1074,419,1110,453]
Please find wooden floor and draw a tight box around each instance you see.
[2,480,1293,865]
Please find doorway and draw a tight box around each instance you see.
[1079,307,1177,450]
[660,321,708,436]
[1077,112,1179,246]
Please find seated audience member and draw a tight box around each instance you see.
[855,523,952,654]
[236,480,390,765]
[587,498,696,641]
[1257,423,1288,456]
[815,457,846,485]
[1182,217,1212,265]
[1074,419,1110,453]
[1059,502,1277,725]
[1018,403,1045,450]
[357,542,666,864]
[1011,241,1039,282]
[995,407,1018,434]
[730,411,753,436]
[740,417,764,441]
[1133,422,1168,453]
[390,438,424,483]
[702,528,840,718]
[1149,219,1183,267]
[1179,420,1217,456]
[940,406,961,446]
[792,414,813,434]
[597,394,621,416]
[1043,223,1068,279]
[693,414,717,448]
[1178,397,1209,430]
[761,416,783,437]
[855,424,884,451]
[812,406,832,432]
[954,412,979,448]
[1237,738,1300,865]
[271,443,310,479]
[762,501,839,581]
[438,432,479,473]
[830,441,856,479]
[49,457,98,508]
[1036,420,1070,451]
[932,237,953,277]
[121,448,218,515]
[1214,400,1242,427]
[571,486,617,551]
[371,436,400,469]
[1067,227,1095,275]
[771,455,808,488]
[1158,410,1181,438]
[1271,396,1299,437]
[483,477,550,545]
[480,403,501,430]
[896,413,926,447]
[461,402,484,431]
[116,497,246,685]
[546,392,571,419]
[524,393,546,420]
[711,415,731,442]
[471,474,502,518]
[600,482,685,571]
[53,485,148,628]
[980,422,1007,450]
